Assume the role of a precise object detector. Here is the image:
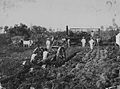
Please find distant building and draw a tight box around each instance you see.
[69,27,100,33]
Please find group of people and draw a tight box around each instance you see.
[81,37,100,50]
[30,34,98,66]
[80,30,120,50]
[30,37,53,68]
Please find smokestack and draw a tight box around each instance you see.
[66,25,69,36]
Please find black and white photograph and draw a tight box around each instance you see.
[0,0,120,89]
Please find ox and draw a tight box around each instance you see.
[22,40,33,47]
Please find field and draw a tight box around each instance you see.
[0,44,120,89]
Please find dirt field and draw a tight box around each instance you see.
[0,45,120,89]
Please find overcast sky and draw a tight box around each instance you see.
[0,0,120,30]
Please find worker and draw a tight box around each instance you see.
[81,37,86,47]
[29,68,34,73]
[42,48,49,61]
[39,48,49,68]
[30,53,37,63]
[0,83,5,89]
[0,83,2,89]
[30,44,43,63]
[91,30,94,37]
[89,38,95,50]
[116,31,120,47]
[96,37,100,46]
[51,36,54,42]
[46,38,51,50]
[30,86,35,89]
[67,39,70,47]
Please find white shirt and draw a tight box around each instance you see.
[91,31,94,37]
[30,87,35,89]
[116,33,120,46]
[67,39,70,46]
[96,38,99,43]
[22,61,26,65]
[43,51,48,61]
[42,65,46,68]
[81,38,86,44]
[30,54,37,62]
[0,83,3,89]
[46,40,51,49]
[89,39,94,44]
[29,68,34,72]
[51,37,54,42]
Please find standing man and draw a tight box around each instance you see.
[46,38,51,50]
[67,38,70,48]
[91,30,94,37]
[89,38,95,50]
[96,37,100,46]
[81,37,86,47]
[0,82,5,89]
[0,83,3,89]
[51,36,54,42]
[42,48,49,61]
[30,47,38,63]
[30,86,35,89]
[116,31,120,47]
[51,36,55,47]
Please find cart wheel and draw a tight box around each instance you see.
[56,47,66,60]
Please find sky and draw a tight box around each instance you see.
[0,0,120,30]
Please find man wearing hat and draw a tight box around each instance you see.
[116,30,120,47]
[89,37,95,50]
[46,38,51,50]
[81,37,86,47]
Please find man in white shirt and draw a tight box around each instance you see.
[30,86,35,89]
[30,46,39,62]
[42,48,49,61]
[40,48,49,69]
[30,53,37,62]
[51,36,54,42]
[81,37,86,47]
[91,31,94,37]
[30,44,43,63]
[116,32,120,47]
[89,38,95,50]
[0,83,5,89]
[67,39,70,47]
[46,38,51,50]
[0,83,2,89]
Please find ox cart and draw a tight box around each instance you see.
[35,40,67,68]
